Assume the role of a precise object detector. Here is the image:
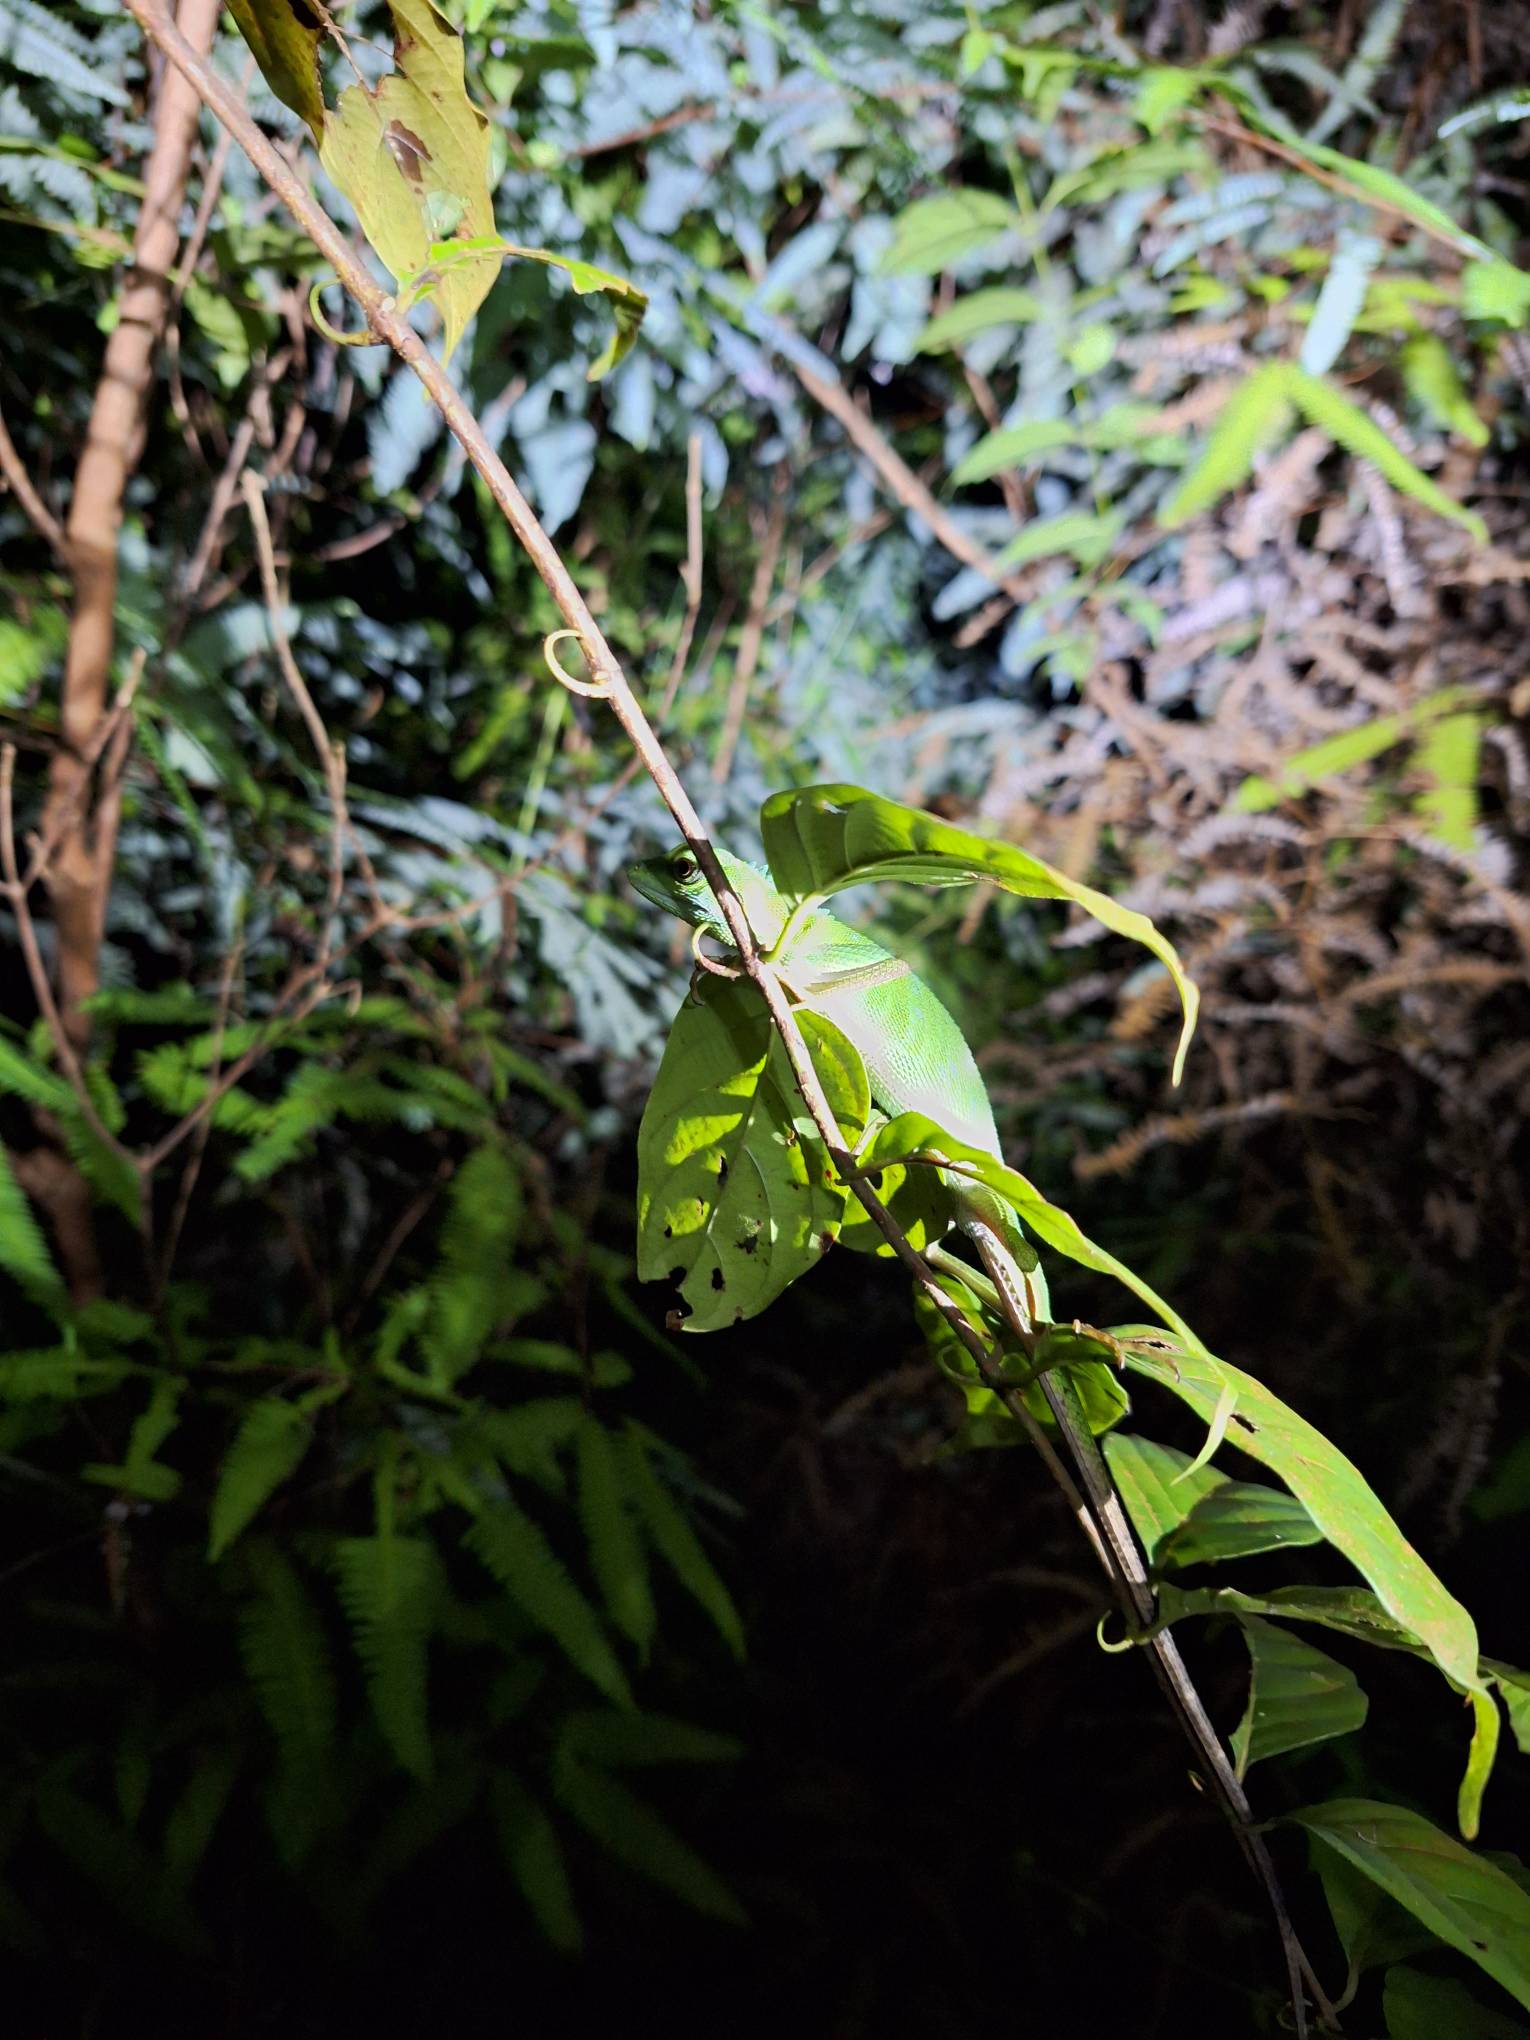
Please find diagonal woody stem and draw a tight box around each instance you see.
[121,11,1333,2027]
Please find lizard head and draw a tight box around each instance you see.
[627,843,791,947]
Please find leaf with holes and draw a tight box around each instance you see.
[636,976,868,1332]
[317,0,497,362]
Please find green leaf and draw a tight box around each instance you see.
[35,1783,210,1956]
[238,1542,337,1759]
[208,1399,315,1560]
[1383,1965,1530,2040]
[951,417,1080,483]
[1134,66,1206,135]
[1168,1479,1324,1567]
[317,0,497,363]
[1158,363,1293,526]
[558,1708,741,1770]
[1287,1799,1530,2012]
[635,976,867,1331]
[1104,1433,1223,1560]
[1401,334,1490,446]
[878,189,1021,274]
[0,1139,64,1309]
[1120,1337,1481,1692]
[576,1415,655,1658]
[991,509,1123,573]
[1284,365,1487,540]
[1229,684,1477,814]
[1415,711,1482,850]
[620,1426,744,1659]
[552,1755,745,1923]
[81,1375,184,1502]
[465,1499,633,1707]
[758,783,1199,1083]
[914,286,1044,351]
[332,1533,438,1780]
[1229,1617,1368,1778]
[416,241,646,379]
[225,0,325,140]
[1484,1660,1530,1757]
[162,1747,242,1885]
[1462,258,1530,327]
[491,1771,582,1951]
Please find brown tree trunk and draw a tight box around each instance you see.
[42,0,221,1055]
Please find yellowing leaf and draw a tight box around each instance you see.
[226,0,325,141]
[317,0,497,364]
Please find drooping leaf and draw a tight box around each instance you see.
[1299,229,1382,376]
[1287,1800,1530,2012]
[316,0,497,363]
[1119,1336,1481,1692]
[1229,1616,1368,1777]
[225,0,326,140]
[758,784,1199,1082]
[635,976,868,1332]
[409,238,648,379]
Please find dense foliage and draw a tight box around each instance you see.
[3,1,1530,2033]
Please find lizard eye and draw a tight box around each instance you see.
[669,852,700,884]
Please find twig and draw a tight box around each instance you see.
[657,432,707,721]
[0,746,139,1179]
[765,314,1032,602]
[568,101,716,158]
[712,464,788,782]
[0,396,67,561]
[1198,109,1477,260]
[241,468,350,970]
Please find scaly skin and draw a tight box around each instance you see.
[629,842,1051,1326]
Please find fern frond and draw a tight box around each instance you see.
[478,1397,582,1489]
[620,1427,744,1660]
[331,1533,437,1781]
[464,1500,632,1707]
[208,1399,315,1560]
[34,1783,210,1955]
[238,1542,338,1761]
[161,1747,243,1885]
[0,1139,64,1308]
[0,1034,71,1112]
[575,1416,655,1659]
[558,1709,742,1770]
[551,1756,745,1924]
[0,0,130,106]
[420,1138,524,1382]
[491,1769,582,1951]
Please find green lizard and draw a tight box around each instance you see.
[628,840,1052,1335]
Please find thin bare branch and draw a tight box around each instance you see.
[0,396,67,561]
[712,464,788,782]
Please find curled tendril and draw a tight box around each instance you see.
[1096,1614,1139,1656]
[543,628,608,699]
[690,924,741,980]
[307,276,392,348]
